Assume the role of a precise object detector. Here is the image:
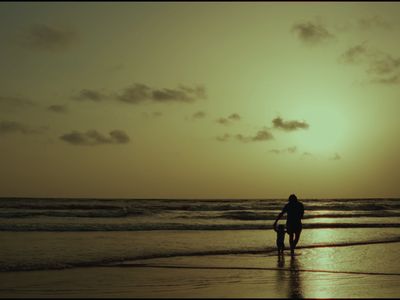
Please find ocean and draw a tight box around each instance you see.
[1,198,400,297]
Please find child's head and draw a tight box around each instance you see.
[277,224,285,232]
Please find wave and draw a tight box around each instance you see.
[1,237,399,273]
[1,222,400,232]
[1,198,399,213]
[219,211,400,221]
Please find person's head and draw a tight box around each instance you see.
[288,194,297,203]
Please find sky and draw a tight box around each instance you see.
[0,2,400,199]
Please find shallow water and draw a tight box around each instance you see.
[0,198,399,297]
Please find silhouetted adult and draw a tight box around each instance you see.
[273,194,304,255]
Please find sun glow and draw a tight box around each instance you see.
[290,103,351,156]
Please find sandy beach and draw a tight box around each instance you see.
[1,238,399,298]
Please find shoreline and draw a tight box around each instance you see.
[1,242,399,298]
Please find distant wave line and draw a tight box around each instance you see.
[1,222,400,232]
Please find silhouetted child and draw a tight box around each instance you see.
[274,224,286,254]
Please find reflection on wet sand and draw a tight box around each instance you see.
[276,254,303,298]
[289,256,303,298]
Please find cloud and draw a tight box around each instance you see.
[339,43,368,64]
[251,129,274,141]
[48,104,68,113]
[216,113,241,125]
[340,43,400,84]
[272,117,309,131]
[109,130,130,144]
[0,96,36,112]
[192,111,206,119]
[371,74,400,85]
[269,146,298,154]
[117,84,151,104]
[60,129,130,146]
[358,16,391,30]
[117,84,206,104]
[20,24,79,52]
[216,133,230,142]
[301,152,313,159]
[367,54,400,76]
[73,89,108,102]
[228,113,240,121]
[0,120,44,135]
[216,128,273,143]
[216,117,230,125]
[292,21,334,45]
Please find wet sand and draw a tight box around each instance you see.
[1,242,399,298]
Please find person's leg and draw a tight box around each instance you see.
[289,232,295,251]
[293,228,302,248]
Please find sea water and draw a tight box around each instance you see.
[0,198,399,271]
[0,198,399,297]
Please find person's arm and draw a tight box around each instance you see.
[300,203,304,219]
[273,205,287,228]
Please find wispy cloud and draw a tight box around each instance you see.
[192,111,206,119]
[60,129,130,146]
[47,104,68,113]
[358,16,391,30]
[73,89,108,102]
[216,113,241,125]
[216,133,231,142]
[340,43,400,84]
[292,20,334,46]
[217,128,274,143]
[19,24,79,52]
[117,84,206,104]
[0,96,36,112]
[272,117,309,131]
[269,146,298,154]
[339,42,368,64]
[301,152,313,159]
[0,120,44,135]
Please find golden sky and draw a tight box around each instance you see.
[1,2,399,198]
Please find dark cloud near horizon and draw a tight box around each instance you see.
[272,117,309,131]
[340,43,400,84]
[60,129,130,146]
[73,89,108,102]
[292,21,334,46]
[0,120,44,135]
[47,104,68,113]
[19,24,79,52]
[117,84,206,104]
